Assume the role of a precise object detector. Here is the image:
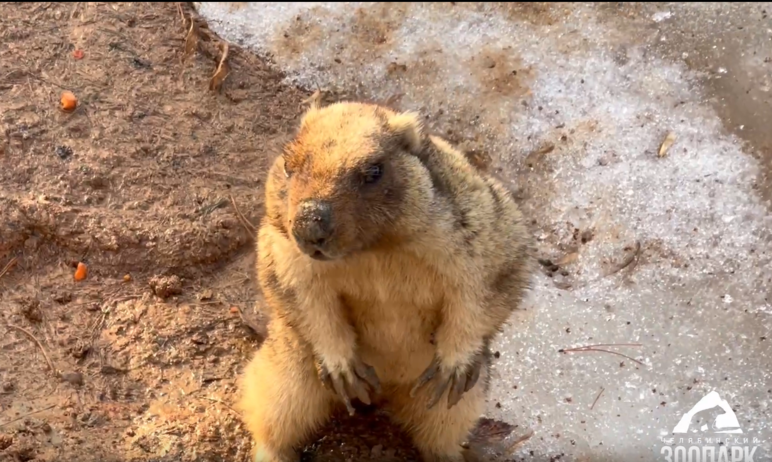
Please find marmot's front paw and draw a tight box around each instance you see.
[409,352,485,410]
[315,355,382,415]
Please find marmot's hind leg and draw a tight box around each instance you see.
[387,374,487,462]
[239,325,335,462]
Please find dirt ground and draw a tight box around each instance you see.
[0,3,523,462]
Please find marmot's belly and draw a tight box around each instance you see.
[350,301,438,385]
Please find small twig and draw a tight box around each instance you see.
[590,387,605,410]
[229,193,256,235]
[0,404,56,428]
[0,257,18,280]
[5,324,58,376]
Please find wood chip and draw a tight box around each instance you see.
[557,252,579,266]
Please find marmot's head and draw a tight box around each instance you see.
[278,99,427,261]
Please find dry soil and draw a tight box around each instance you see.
[0,3,522,462]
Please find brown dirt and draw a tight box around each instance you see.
[0,3,525,462]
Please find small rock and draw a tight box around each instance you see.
[197,289,213,301]
[190,332,209,345]
[61,371,84,387]
[24,235,41,251]
[149,274,183,299]
[386,62,407,74]
[11,443,35,462]
[131,57,152,69]
[2,380,15,392]
[0,434,12,450]
[41,422,52,433]
[18,297,42,323]
[69,341,90,359]
[55,145,73,160]
[53,291,73,304]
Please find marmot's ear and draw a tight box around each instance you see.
[387,111,423,153]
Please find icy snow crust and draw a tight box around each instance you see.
[198,3,771,460]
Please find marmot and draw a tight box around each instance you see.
[238,96,533,462]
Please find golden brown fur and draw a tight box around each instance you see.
[238,98,534,462]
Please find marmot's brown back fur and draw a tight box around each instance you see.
[239,98,533,462]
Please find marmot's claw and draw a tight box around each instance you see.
[410,353,484,410]
[353,358,382,394]
[317,357,382,415]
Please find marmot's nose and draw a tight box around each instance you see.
[293,200,333,248]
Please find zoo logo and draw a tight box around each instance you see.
[659,391,763,462]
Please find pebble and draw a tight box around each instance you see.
[61,371,84,387]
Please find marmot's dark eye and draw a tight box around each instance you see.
[283,159,293,179]
[363,163,384,184]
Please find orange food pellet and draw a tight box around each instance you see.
[72,49,85,60]
[229,306,239,314]
[123,274,131,282]
[74,262,88,281]
[60,91,78,112]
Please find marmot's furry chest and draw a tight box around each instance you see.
[323,250,444,382]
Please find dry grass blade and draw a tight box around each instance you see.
[504,428,534,455]
[183,17,199,62]
[195,396,239,415]
[209,42,230,92]
[590,387,605,410]
[229,193,256,235]
[0,404,56,428]
[0,257,18,280]
[534,142,556,155]
[605,241,642,276]
[566,343,643,349]
[5,324,57,376]
[176,2,187,28]
[578,348,645,366]
[560,343,645,366]
[234,306,267,340]
[557,251,579,266]
[302,89,323,107]
[382,93,403,108]
[560,344,645,366]
[658,131,677,157]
